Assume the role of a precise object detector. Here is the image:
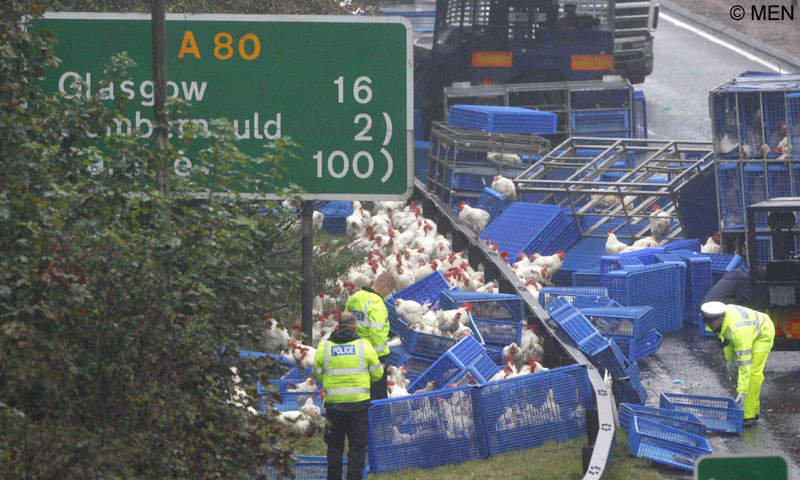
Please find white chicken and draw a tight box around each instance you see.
[489,356,518,382]
[262,317,292,354]
[346,212,364,238]
[287,376,318,393]
[387,380,409,398]
[530,251,565,281]
[776,125,792,159]
[624,235,659,252]
[288,340,316,370]
[458,202,491,234]
[605,229,628,254]
[491,175,517,201]
[701,232,722,254]
[487,151,521,169]
[386,365,410,389]
[394,266,416,290]
[312,211,324,234]
[648,204,671,239]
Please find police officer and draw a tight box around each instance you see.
[345,272,396,400]
[701,301,775,427]
[314,312,383,480]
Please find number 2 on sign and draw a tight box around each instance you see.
[334,76,373,104]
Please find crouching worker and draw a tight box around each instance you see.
[701,302,775,427]
[314,312,384,480]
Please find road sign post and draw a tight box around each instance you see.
[34,13,413,200]
[696,454,788,480]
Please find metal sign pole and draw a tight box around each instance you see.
[301,201,314,346]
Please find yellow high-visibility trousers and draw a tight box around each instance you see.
[743,347,772,419]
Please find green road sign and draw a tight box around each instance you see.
[696,454,788,480]
[34,13,413,200]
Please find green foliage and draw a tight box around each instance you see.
[0,1,363,478]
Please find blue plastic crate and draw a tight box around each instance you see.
[628,417,712,471]
[478,187,507,223]
[390,271,451,310]
[261,455,367,480]
[485,203,579,258]
[439,290,525,322]
[579,306,656,339]
[744,164,768,228]
[610,330,663,362]
[257,388,324,414]
[659,393,744,434]
[486,346,504,366]
[318,201,353,235]
[571,109,629,133]
[608,264,684,333]
[449,105,558,134]
[480,365,594,456]
[368,385,486,474]
[396,313,485,359]
[573,268,602,287]
[789,93,800,153]
[618,403,705,437]
[589,338,629,379]
[673,252,713,323]
[708,253,746,284]
[539,286,609,308]
[386,346,435,380]
[439,290,525,346]
[633,90,647,138]
[554,237,608,285]
[663,238,701,253]
[414,140,429,182]
[717,163,745,229]
[755,235,772,267]
[768,163,790,199]
[613,361,647,405]
[599,247,666,288]
[544,298,606,356]
[654,255,689,316]
[407,336,498,393]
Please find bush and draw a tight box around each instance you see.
[0,2,362,477]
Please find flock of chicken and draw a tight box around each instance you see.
[263,180,723,436]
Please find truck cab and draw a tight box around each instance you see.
[746,198,800,350]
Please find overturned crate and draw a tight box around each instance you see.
[512,137,715,243]
[426,122,550,211]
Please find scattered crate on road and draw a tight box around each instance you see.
[628,417,712,471]
[579,306,656,339]
[659,393,744,434]
[607,263,684,333]
[618,403,706,437]
[610,330,664,362]
[440,290,525,346]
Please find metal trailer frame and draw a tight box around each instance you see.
[512,136,713,240]
[443,78,637,139]
[708,73,800,257]
[425,121,551,208]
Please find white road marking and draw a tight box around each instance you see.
[660,12,781,73]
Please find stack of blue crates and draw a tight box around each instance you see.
[448,105,558,134]
[573,268,601,287]
[672,250,713,324]
[607,263,685,333]
[612,361,648,405]
[599,247,665,288]
[480,203,579,260]
[539,286,610,309]
[707,253,745,284]
[407,336,499,393]
[627,417,712,471]
[439,290,525,347]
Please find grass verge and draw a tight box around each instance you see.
[291,430,676,480]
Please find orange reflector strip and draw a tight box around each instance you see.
[571,54,614,71]
[472,51,513,67]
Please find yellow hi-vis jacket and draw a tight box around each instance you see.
[717,304,775,394]
[313,337,383,404]
[345,289,390,358]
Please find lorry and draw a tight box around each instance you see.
[405,0,659,137]
[745,198,800,350]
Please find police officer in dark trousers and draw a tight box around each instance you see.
[314,312,383,480]
[345,271,395,400]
